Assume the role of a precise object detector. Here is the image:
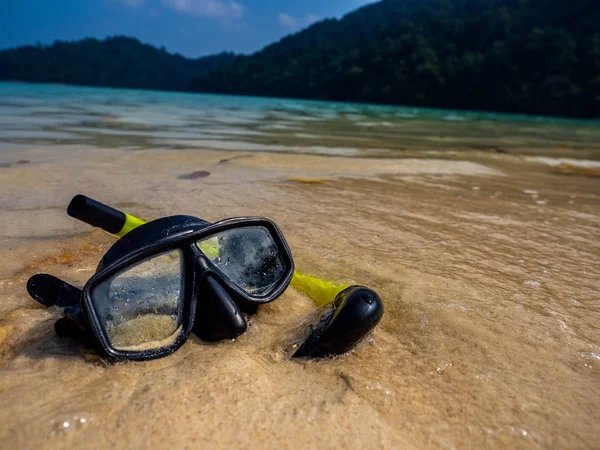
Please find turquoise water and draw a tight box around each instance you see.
[1,81,599,155]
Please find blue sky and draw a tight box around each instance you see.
[0,0,376,57]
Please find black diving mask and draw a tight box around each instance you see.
[27,213,294,361]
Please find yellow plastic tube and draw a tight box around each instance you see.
[112,211,347,307]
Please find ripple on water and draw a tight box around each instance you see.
[580,352,600,361]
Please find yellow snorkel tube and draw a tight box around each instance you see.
[67,194,349,307]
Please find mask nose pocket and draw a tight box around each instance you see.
[194,275,248,341]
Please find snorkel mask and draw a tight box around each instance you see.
[27,195,384,361]
[28,196,294,361]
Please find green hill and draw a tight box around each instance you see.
[190,0,600,118]
[0,36,234,91]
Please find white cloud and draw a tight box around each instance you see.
[306,14,320,25]
[121,0,144,6]
[163,0,245,19]
[278,13,320,29]
[278,13,298,29]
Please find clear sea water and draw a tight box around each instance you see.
[1,81,598,156]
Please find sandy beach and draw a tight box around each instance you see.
[1,85,599,449]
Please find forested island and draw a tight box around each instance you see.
[0,37,234,92]
[1,0,599,118]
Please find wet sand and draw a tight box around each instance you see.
[0,139,599,449]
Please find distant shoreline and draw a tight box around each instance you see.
[2,80,599,125]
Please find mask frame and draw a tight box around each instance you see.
[75,217,293,361]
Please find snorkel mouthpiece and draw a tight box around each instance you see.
[293,286,384,358]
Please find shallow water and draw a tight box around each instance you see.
[0,83,599,449]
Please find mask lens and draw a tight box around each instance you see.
[91,249,184,351]
[196,226,286,296]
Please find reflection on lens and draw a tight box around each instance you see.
[196,226,286,296]
[91,250,184,351]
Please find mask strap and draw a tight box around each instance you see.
[27,274,95,345]
[54,306,95,347]
[27,274,82,307]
